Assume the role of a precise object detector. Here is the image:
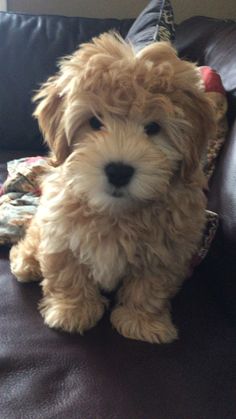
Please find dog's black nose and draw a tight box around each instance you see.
[105,162,135,187]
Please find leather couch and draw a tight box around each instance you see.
[0,6,236,419]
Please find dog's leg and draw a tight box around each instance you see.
[111,275,178,344]
[10,221,41,283]
[39,251,107,334]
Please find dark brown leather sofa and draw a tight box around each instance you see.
[0,4,236,419]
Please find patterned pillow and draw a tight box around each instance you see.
[125,0,175,51]
[188,67,228,270]
[200,66,228,181]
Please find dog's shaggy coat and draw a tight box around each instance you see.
[10,34,215,343]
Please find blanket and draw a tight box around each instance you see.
[0,156,48,245]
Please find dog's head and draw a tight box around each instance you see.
[34,33,215,214]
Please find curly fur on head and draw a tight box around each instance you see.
[10,34,216,343]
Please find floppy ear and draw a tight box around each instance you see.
[139,42,216,182]
[33,33,127,166]
[179,87,216,183]
[33,75,69,165]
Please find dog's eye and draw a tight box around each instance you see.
[144,122,161,136]
[89,116,104,131]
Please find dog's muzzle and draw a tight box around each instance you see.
[105,162,135,188]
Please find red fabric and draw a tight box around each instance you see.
[200,66,226,95]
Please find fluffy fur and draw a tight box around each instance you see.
[10,34,215,343]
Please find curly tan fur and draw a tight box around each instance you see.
[10,34,215,343]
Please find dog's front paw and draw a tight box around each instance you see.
[39,296,107,334]
[10,244,41,283]
[111,306,178,344]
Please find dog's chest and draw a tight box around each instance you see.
[69,221,135,291]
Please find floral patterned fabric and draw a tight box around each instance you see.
[0,157,48,245]
[189,210,219,275]
[199,66,228,181]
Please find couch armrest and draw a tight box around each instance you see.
[176,17,236,316]
[208,121,236,257]
[205,121,236,320]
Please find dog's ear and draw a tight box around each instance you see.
[169,58,216,183]
[138,43,216,182]
[33,33,126,166]
[179,89,216,182]
[33,75,69,165]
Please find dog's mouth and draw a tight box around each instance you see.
[103,184,158,214]
[111,188,125,198]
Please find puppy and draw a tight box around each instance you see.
[10,34,215,343]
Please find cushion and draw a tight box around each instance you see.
[125,0,175,51]
[200,66,228,180]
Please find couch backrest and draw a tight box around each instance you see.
[0,12,133,152]
[1,13,236,153]
[175,16,236,126]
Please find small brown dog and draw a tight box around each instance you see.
[10,34,215,343]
